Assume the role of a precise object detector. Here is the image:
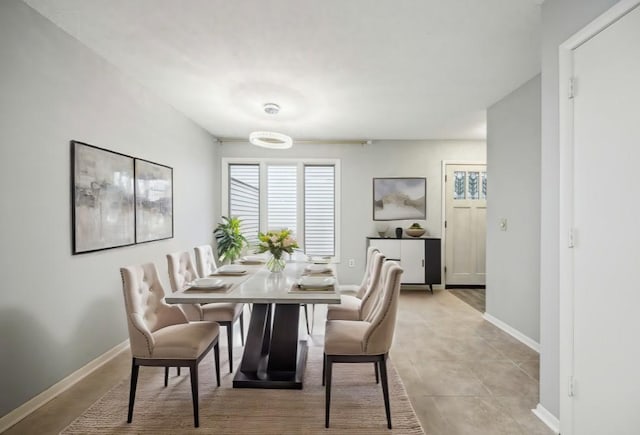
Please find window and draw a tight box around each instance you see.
[453,170,488,201]
[304,165,335,257]
[223,159,340,259]
[228,164,259,245]
[267,165,297,237]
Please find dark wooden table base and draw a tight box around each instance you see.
[233,303,308,389]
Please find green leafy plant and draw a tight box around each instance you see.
[213,216,247,263]
[410,222,423,229]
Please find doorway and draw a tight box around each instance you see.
[443,163,487,287]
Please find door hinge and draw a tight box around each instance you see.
[568,228,575,248]
[568,376,575,397]
[445,174,447,182]
[444,220,447,229]
[569,77,576,99]
[444,266,447,273]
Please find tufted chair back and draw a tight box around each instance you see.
[358,252,386,320]
[355,246,382,298]
[120,263,188,358]
[194,245,217,278]
[362,261,403,355]
[166,251,202,321]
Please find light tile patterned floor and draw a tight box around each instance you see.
[390,290,552,435]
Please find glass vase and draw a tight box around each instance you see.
[266,255,286,273]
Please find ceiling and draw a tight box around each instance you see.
[24,0,541,141]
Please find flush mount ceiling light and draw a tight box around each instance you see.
[249,131,293,149]
[263,103,280,115]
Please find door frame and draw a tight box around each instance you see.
[441,160,486,287]
[558,2,640,433]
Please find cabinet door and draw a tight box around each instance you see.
[368,239,401,260]
[400,240,425,283]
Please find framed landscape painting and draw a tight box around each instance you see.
[71,141,135,254]
[373,177,426,221]
[135,158,173,243]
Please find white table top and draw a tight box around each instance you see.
[164,261,342,305]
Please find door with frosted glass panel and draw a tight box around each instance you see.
[445,164,487,286]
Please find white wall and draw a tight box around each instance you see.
[0,0,217,416]
[540,0,619,419]
[486,75,541,342]
[218,140,486,284]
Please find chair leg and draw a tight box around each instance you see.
[322,352,326,386]
[189,363,199,428]
[374,361,379,384]
[213,342,221,387]
[177,367,181,376]
[239,312,245,346]
[379,355,392,429]
[303,304,310,335]
[325,356,333,428]
[127,360,139,423]
[164,366,169,387]
[226,323,233,373]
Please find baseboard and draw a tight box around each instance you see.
[532,403,560,434]
[445,284,486,289]
[0,340,129,433]
[482,312,540,352]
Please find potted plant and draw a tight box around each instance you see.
[213,216,248,264]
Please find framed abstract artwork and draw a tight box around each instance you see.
[71,141,135,254]
[373,177,426,221]
[134,158,174,243]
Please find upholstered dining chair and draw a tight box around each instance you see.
[336,246,381,297]
[193,244,218,278]
[167,251,245,373]
[323,261,404,429]
[326,251,385,322]
[120,262,221,428]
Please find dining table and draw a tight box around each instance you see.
[164,260,341,389]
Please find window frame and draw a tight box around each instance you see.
[221,157,341,262]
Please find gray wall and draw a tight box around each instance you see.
[0,0,217,416]
[218,140,486,284]
[540,0,619,418]
[486,75,541,342]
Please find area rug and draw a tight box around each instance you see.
[61,346,424,434]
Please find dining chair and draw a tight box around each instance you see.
[323,260,404,429]
[193,244,218,278]
[336,246,381,297]
[167,251,245,373]
[120,262,221,428]
[326,251,385,321]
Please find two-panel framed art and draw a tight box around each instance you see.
[71,140,173,254]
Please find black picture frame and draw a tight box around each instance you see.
[373,177,427,221]
[71,141,135,254]
[134,158,174,243]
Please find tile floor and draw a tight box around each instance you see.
[3,290,553,434]
[391,290,552,435]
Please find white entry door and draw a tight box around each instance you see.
[566,5,640,434]
[444,164,487,286]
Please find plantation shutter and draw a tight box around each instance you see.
[304,165,335,256]
[229,164,260,246]
[267,165,297,238]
